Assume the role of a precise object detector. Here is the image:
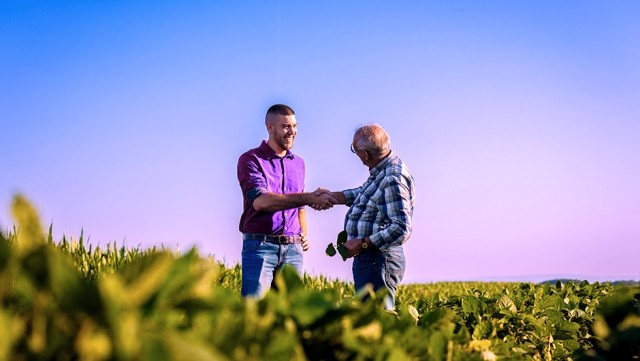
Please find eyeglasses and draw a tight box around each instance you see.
[350,144,357,153]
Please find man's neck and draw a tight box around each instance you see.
[367,151,392,169]
[267,139,287,157]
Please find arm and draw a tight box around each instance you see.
[344,236,374,257]
[239,153,336,213]
[367,177,414,250]
[343,177,412,257]
[298,207,308,236]
[253,191,336,212]
[328,191,347,205]
[308,189,352,210]
[298,207,310,251]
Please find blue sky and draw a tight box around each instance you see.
[2,1,639,283]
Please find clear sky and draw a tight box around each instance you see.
[2,1,639,283]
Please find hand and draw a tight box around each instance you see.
[313,187,332,196]
[308,188,337,210]
[344,238,363,258]
[301,234,310,251]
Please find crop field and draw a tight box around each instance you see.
[1,195,639,360]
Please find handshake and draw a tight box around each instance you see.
[307,188,338,211]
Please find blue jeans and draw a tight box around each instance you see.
[352,245,405,310]
[241,238,304,298]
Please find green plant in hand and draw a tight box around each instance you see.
[325,230,349,261]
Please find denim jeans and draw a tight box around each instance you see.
[241,238,304,298]
[352,245,405,310]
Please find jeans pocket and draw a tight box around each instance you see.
[242,239,263,252]
[355,250,379,266]
[383,248,405,290]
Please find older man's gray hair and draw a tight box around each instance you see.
[354,124,391,157]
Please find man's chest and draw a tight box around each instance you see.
[259,158,304,192]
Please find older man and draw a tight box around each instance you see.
[321,124,415,310]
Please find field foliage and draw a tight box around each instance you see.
[1,195,639,360]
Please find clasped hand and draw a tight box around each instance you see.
[308,187,336,211]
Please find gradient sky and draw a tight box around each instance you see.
[2,1,639,283]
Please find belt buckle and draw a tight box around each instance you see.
[278,235,288,244]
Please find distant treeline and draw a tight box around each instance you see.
[540,279,640,287]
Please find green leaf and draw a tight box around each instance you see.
[497,295,518,312]
[157,331,230,361]
[472,321,493,340]
[406,304,420,324]
[264,331,300,360]
[598,288,638,328]
[453,324,471,344]
[0,231,11,271]
[11,194,45,253]
[290,291,335,327]
[461,295,482,315]
[121,253,174,308]
[559,339,581,352]
[426,331,448,361]
[47,250,101,313]
[537,294,565,311]
[274,265,304,295]
[555,320,581,337]
[325,243,337,257]
[337,244,349,261]
[337,230,347,245]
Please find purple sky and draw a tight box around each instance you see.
[1,1,639,283]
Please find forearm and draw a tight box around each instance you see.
[253,192,312,212]
[330,191,347,205]
[369,221,412,250]
[298,208,307,235]
[370,178,414,249]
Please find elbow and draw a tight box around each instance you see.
[252,195,269,212]
[252,200,266,212]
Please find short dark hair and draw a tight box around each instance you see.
[266,104,295,124]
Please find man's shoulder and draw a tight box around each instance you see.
[384,155,408,172]
[238,149,255,162]
[239,147,258,157]
[237,148,265,173]
[239,143,266,160]
[382,156,413,182]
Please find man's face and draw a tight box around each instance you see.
[269,114,297,151]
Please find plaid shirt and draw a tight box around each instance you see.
[343,152,415,250]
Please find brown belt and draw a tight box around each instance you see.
[242,233,303,244]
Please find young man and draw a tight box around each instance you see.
[319,124,415,310]
[237,104,336,298]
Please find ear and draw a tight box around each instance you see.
[266,122,274,135]
[360,149,371,162]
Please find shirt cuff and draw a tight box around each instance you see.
[342,188,358,205]
[246,187,266,202]
[369,233,387,250]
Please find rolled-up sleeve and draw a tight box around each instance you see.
[237,154,267,205]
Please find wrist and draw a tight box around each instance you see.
[360,237,369,250]
[303,192,314,206]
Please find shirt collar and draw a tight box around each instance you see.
[369,151,395,176]
[258,140,295,159]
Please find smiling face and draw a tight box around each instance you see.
[267,113,297,155]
